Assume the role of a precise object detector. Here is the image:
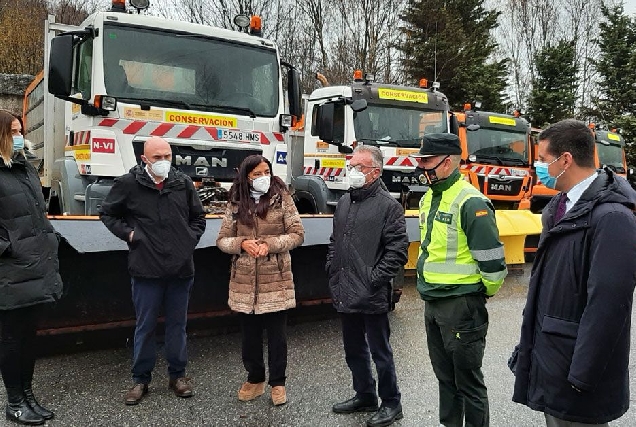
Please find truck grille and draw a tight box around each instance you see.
[477,176,524,196]
[133,141,260,181]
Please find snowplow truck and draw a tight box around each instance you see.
[21,1,337,334]
[454,107,533,210]
[24,6,301,216]
[289,73,451,213]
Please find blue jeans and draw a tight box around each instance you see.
[131,276,193,384]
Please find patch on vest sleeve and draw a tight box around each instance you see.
[435,211,453,224]
[475,210,488,217]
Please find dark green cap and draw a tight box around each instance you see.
[410,133,462,158]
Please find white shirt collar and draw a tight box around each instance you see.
[565,172,598,212]
[144,165,165,184]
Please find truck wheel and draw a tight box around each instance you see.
[54,158,88,215]
[47,192,61,215]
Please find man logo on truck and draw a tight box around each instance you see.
[175,155,228,168]
[490,183,513,192]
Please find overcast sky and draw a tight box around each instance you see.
[624,0,636,15]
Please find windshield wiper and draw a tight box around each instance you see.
[357,137,420,147]
[473,154,529,166]
[391,138,421,147]
[357,138,396,146]
[195,104,257,118]
[500,157,529,166]
[118,97,193,110]
[473,154,504,165]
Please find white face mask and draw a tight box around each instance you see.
[349,169,367,189]
[251,175,271,193]
[150,160,171,178]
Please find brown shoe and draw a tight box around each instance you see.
[169,377,194,398]
[271,386,287,406]
[238,381,265,401]
[124,383,148,405]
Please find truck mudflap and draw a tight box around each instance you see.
[43,215,410,334]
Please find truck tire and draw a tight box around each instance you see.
[47,191,61,215]
[54,158,88,215]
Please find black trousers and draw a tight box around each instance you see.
[0,305,43,395]
[240,310,288,387]
[544,413,609,427]
[425,294,489,427]
[340,312,400,408]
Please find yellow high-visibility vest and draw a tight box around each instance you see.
[418,179,491,285]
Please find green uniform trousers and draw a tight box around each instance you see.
[425,294,489,427]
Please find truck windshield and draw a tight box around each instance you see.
[102,24,279,117]
[596,143,625,173]
[353,103,446,147]
[467,128,529,165]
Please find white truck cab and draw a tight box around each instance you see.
[290,73,451,214]
[26,0,301,215]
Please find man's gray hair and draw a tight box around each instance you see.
[353,145,384,172]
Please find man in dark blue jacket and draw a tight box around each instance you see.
[511,119,636,426]
[100,137,206,405]
[327,145,409,427]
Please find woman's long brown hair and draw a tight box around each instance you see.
[229,154,289,227]
[0,111,15,166]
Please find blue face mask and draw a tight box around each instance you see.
[535,155,564,189]
[12,135,24,151]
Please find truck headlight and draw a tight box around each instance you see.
[280,114,293,128]
[96,95,117,111]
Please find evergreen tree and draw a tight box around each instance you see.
[399,0,508,112]
[590,4,636,164]
[528,39,577,128]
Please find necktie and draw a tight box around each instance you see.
[554,192,568,223]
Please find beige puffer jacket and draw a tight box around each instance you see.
[216,191,304,314]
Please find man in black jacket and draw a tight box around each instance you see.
[327,145,409,427]
[511,119,636,426]
[100,137,206,405]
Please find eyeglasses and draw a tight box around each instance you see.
[347,164,376,172]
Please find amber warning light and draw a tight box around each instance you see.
[250,16,262,36]
[111,0,126,11]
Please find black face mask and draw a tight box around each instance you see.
[416,156,449,185]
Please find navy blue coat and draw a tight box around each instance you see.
[326,179,409,314]
[512,169,636,423]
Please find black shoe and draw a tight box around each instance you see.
[5,401,45,426]
[332,395,379,414]
[367,404,403,427]
[23,389,54,420]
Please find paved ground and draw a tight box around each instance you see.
[2,266,636,426]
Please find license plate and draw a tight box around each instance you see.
[217,129,262,143]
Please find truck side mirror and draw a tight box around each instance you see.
[351,99,367,112]
[49,34,74,97]
[287,68,302,118]
[449,114,459,135]
[317,103,335,142]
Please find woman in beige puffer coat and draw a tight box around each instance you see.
[216,154,304,407]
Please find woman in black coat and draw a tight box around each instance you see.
[0,111,62,425]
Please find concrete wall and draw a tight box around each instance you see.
[0,73,34,116]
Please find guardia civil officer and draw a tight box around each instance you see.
[411,133,507,427]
